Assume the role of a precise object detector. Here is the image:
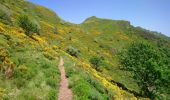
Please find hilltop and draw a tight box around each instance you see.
[0,0,169,100]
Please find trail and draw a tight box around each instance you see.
[58,57,72,100]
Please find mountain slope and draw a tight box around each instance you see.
[0,0,169,100]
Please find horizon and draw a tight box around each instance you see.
[28,0,170,37]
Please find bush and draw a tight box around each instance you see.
[66,46,80,57]
[17,15,39,35]
[119,42,170,98]
[89,56,103,69]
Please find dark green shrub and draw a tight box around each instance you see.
[66,46,80,57]
[119,42,170,98]
[17,15,39,35]
[89,56,103,69]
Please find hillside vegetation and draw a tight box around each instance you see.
[0,0,170,100]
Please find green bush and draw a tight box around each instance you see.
[17,15,39,35]
[89,56,103,69]
[119,42,170,99]
[66,46,80,57]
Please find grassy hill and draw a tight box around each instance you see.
[0,0,169,100]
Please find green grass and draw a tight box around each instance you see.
[63,55,115,100]
[0,23,60,99]
[0,0,170,99]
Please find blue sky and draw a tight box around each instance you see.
[28,0,170,36]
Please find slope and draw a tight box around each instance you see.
[0,0,170,100]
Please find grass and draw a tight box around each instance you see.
[0,22,60,99]
[0,0,169,99]
[63,56,109,100]
[57,21,142,94]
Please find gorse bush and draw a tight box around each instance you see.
[119,42,170,99]
[66,46,80,57]
[17,15,39,35]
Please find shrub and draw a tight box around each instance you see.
[66,46,80,57]
[89,56,103,69]
[119,42,169,98]
[17,15,39,35]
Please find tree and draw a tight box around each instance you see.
[119,42,164,98]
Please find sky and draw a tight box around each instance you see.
[28,0,170,37]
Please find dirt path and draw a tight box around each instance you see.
[58,57,72,100]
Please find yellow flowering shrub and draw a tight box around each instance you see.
[43,47,58,60]
[30,34,48,48]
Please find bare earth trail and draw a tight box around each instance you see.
[58,57,72,100]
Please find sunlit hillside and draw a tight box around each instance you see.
[0,0,169,100]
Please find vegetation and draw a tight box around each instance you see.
[119,42,170,99]
[63,56,114,100]
[0,7,11,25]
[17,15,40,35]
[0,0,169,99]
[89,56,103,70]
[0,20,59,99]
[66,46,80,58]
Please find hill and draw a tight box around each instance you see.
[0,0,169,99]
